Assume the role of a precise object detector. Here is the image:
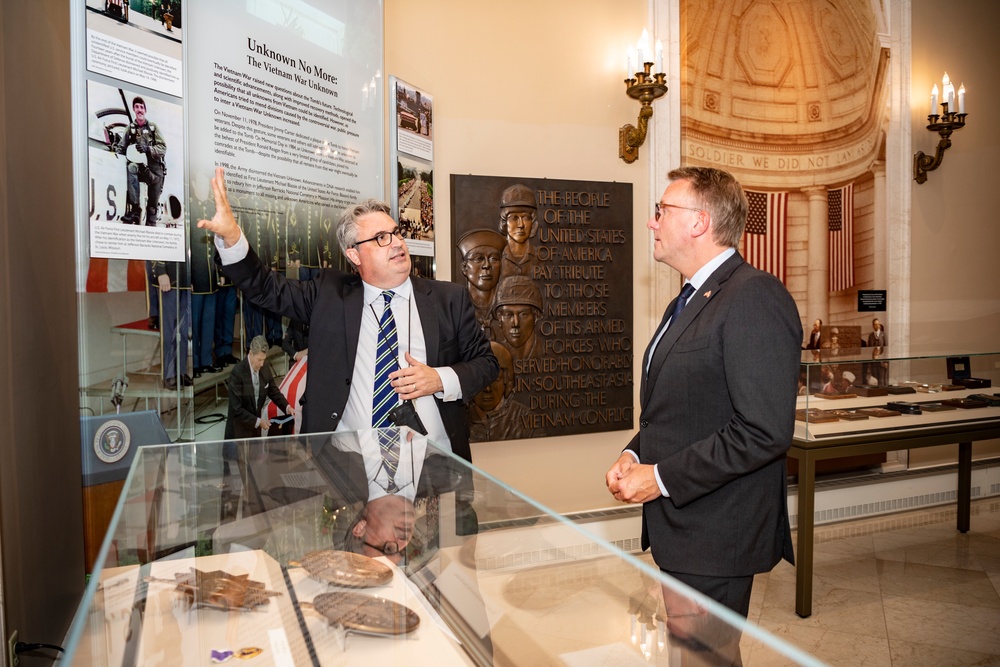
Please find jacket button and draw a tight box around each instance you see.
[330,412,339,420]
[640,419,649,428]
[345,378,351,385]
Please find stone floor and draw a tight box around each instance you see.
[741,498,1000,666]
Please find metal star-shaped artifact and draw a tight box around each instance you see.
[160,568,282,611]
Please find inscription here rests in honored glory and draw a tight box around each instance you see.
[451,175,633,438]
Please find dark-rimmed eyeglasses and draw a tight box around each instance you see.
[363,539,400,556]
[353,227,403,248]
[655,202,703,221]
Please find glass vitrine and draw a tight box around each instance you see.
[63,430,823,666]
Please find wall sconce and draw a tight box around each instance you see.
[914,72,968,184]
[620,30,667,164]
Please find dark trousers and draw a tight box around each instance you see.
[661,571,753,667]
[160,289,190,381]
[214,285,237,357]
[192,292,217,369]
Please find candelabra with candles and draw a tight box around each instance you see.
[914,72,968,184]
[620,30,667,164]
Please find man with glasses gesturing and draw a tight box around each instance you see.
[198,168,498,463]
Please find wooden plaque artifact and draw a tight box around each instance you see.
[309,592,420,635]
[290,550,393,588]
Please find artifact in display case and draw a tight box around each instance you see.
[886,401,923,415]
[302,592,420,636]
[797,348,1000,440]
[147,567,283,611]
[289,550,393,588]
[62,430,824,666]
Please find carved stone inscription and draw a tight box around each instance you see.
[451,175,633,441]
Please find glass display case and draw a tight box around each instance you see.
[797,347,1000,440]
[63,430,823,666]
[791,347,1000,617]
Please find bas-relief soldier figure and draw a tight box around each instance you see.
[116,96,166,226]
[493,275,543,364]
[497,184,540,281]
[456,229,507,340]
[470,342,536,442]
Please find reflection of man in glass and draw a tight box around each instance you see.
[345,494,415,566]
[498,184,540,279]
[457,229,507,338]
[493,276,543,363]
[470,342,535,442]
[867,318,887,348]
[117,97,166,226]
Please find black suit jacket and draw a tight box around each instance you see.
[222,246,498,462]
[628,253,802,578]
[225,357,289,439]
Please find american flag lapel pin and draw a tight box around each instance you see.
[703,290,712,299]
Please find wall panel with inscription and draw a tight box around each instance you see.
[451,175,633,441]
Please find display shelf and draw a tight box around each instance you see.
[64,432,824,666]
[790,347,1000,618]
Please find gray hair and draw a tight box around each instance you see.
[667,167,748,248]
[249,335,269,354]
[335,199,393,258]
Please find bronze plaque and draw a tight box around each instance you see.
[451,175,634,441]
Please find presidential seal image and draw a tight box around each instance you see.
[94,419,131,464]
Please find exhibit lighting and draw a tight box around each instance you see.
[619,29,668,164]
[914,71,969,184]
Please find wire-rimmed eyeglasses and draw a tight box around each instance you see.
[654,202,703,221]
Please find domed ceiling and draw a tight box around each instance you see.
[681,0,889,187]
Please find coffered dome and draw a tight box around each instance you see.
[681,0,889,186]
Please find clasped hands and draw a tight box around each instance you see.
[605,453,662,504]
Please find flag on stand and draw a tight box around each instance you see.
[742,190,788,284]
[85,257,147,292]
[266,356,308,434]
[828,183,855,292]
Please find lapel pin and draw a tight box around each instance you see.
[703,290,712,298]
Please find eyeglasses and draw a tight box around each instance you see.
[353,227,403,248]
[363,539,400,556]
[655,202,703,221]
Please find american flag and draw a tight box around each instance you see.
[742,190,788,283]
[828,184,854,292]
[266,357,308,434]
[85,257,147,292]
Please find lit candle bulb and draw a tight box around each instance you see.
[930,84,938,115]
[655,39,663,73]
[639,28,651,64]
[958,83,966,114]
[627,47,636,77]
[942,72,954,110]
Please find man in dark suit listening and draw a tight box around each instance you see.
[199,168,498,462]
[606,167,801,629]
[225,335,291,439]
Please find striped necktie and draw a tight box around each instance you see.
[372,291,400,428]
[372,291,401,491]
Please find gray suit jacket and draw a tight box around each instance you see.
[628,253,802,577]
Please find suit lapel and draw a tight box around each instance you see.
[644,254,745,400]
[344,277,365,369]
[412,278,439,365]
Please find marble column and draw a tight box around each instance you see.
[803,185,829,325]
[871,161,887,291]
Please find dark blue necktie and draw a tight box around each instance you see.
[372,291,401,491]
[372,291,400,427]
[667,282,696,329]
